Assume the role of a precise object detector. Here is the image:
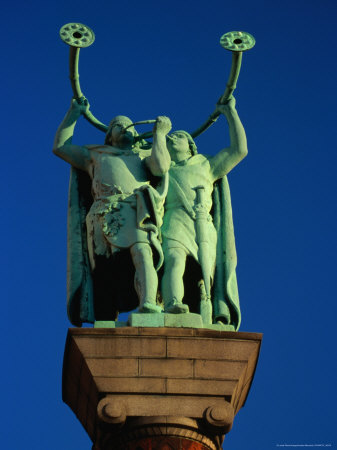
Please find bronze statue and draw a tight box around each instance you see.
[161,98,247,330]
[53,97,171,325]
[55,23,255,329]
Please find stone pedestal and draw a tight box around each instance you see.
[63,328,262,449]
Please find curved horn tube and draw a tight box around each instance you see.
[69,46,108,132]
[190,52,242,139]
[190,31,255,139]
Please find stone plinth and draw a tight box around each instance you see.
[63,328,262,449]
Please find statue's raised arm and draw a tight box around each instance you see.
[209,97,248,182]
[145,116,172,176]
[53,97,91,172]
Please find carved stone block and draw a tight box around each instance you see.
[63,327,262,449]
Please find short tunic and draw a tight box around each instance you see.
[161,154,217,270]
[86,193,150,259]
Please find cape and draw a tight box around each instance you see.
[66,165,168,327]
[213,177,241,330]
[67,168,94,327]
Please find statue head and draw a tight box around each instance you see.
[167,130,197,162]
[105,115,138,148]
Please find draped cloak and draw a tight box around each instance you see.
[161,154,241,330]
[66,148,168,327]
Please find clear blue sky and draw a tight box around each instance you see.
[2,0,336,448]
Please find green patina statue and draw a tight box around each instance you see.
[54,23,254,329]
[161,98,247,330]
[53,98,172,325]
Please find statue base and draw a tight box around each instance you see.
[63,327,262,449]
[94,314,235,331]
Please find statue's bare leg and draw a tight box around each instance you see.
[162,247,189,313]
[130,243,162,313]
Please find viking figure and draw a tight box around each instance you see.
[53,97,171,326]
[161,97,247,330]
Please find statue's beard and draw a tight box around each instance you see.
[111,131,134,148]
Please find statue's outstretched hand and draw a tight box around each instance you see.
[153,116,172,135]
[70,96,90,116]
[216,96,236,116]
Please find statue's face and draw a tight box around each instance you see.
[107,116,136,147]
[167,132,191,161]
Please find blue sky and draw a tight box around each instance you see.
[2,0,337,448]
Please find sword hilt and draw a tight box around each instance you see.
[193,185,205,205]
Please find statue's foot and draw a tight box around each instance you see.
[138,302,163,314]
[165,301,189,314]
